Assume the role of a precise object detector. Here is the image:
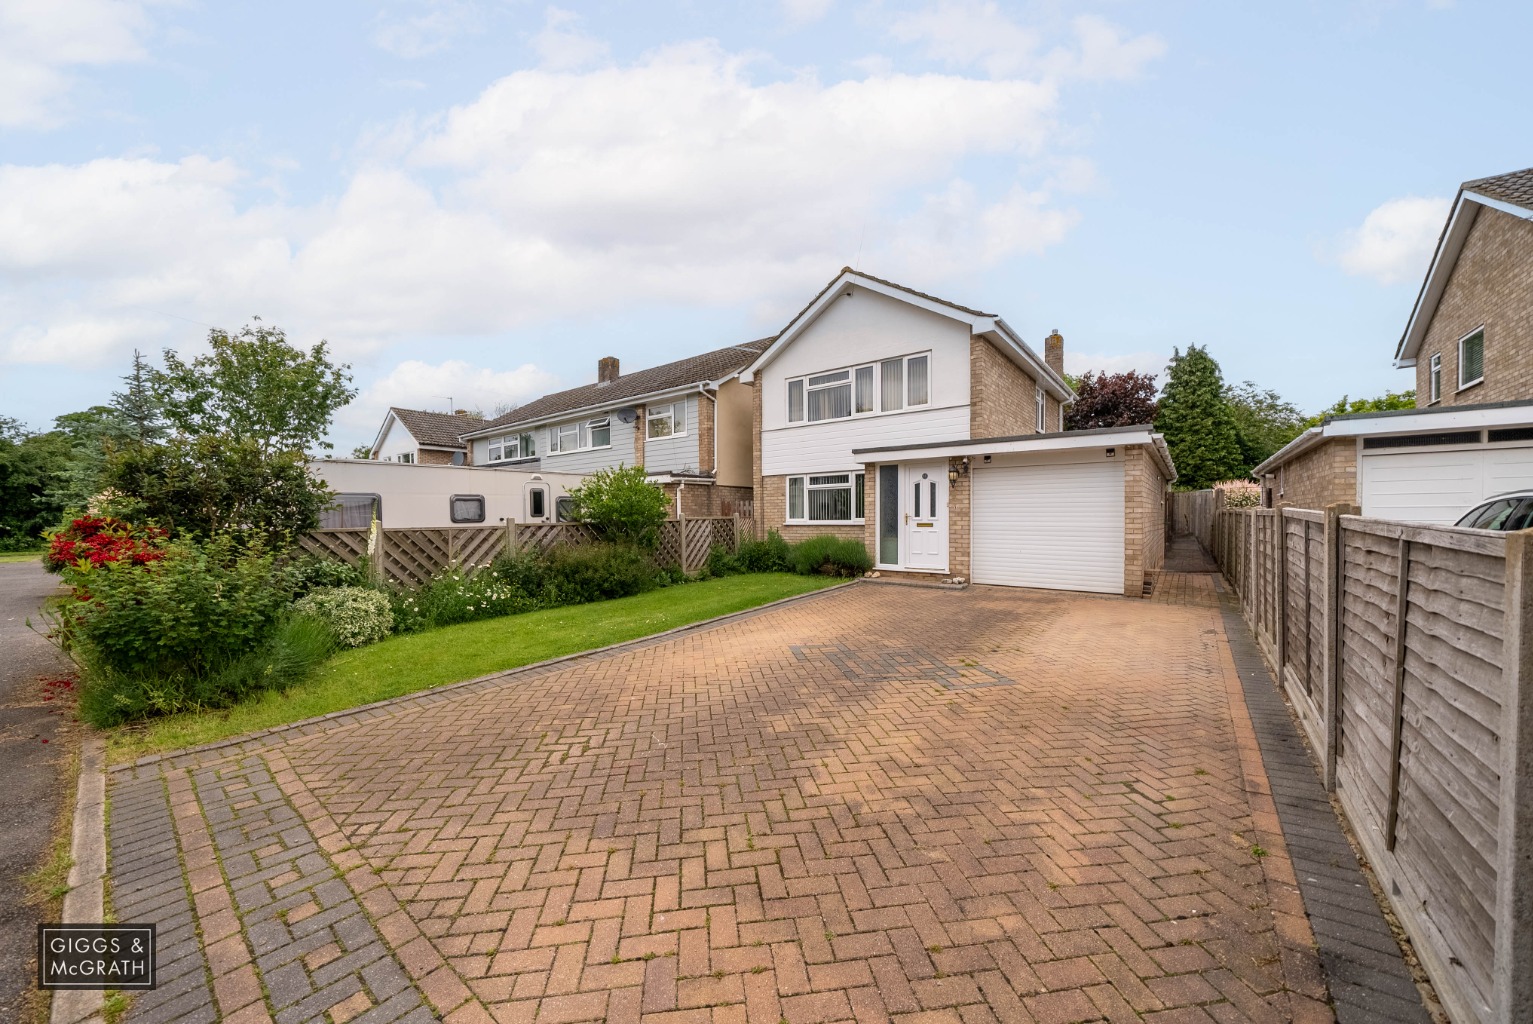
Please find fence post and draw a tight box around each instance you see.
[1385,536,1411,852]
[1275,509,1288,683]
[1496,528,1533,1021]
[1321,503,1356,792]
[505,518,518,556]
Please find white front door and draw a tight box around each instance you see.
[902,461,948,571]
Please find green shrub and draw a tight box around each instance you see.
[564,465,670,547]
[395,566,536,632]
[541,543,666,605]
[292,587,393,647]
[285,553,367,595]
[54,535,294,683]
[737,530,792,573]
[489,546,550,597]
[789,534,871,577]
[705,544,742,578]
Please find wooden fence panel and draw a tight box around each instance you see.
[515,523,598,553]
[297,528,369,566]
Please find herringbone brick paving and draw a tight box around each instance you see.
[113,583,1348,1023]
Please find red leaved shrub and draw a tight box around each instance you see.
[44,516,167,573]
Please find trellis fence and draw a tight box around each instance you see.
[1212,504,1533,1024]
[299,515,751,587]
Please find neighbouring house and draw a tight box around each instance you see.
[742,268,1175,596]
[371,407,485,465]
[1255,167,1533,523]
[458,342,769,518]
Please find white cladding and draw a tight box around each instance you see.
[538,413,639,475]
[1360,444,1533,524]
[642,396,701,473]
[374,416,419,462]
[760,286,973,476]
[311,460,585,529]
[970,452,1125,594]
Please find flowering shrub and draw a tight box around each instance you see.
[1214,480,1261,508]
[44,516,166,574]
[292,587,393,647]
[391,565,536,633]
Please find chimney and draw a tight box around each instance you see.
[453,409,469,417]
[1044,329,1064,377]
[598,356,620,384]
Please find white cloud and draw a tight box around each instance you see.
[1,24,1143,370]
[1337,195,1450,285]
[888,3,1164,81]
[343,359,560,435]
[372,0,483,59]
[0,0,158,128]
[532,7,609,71]
[782,0,834,27]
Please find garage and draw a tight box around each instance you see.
[971,455,1125,594]
[1360,443,1533,524]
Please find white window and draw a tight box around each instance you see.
[397,452,415,464]
[547,418,610,453]
[588,417,611,448]
[786,472,865,523]
[486,431,536,462]
[1429,353,1442,403]
[647,402,686,438]
[1459,327,1485,389]
[1036,386,1046,433]
[785,352,931,424]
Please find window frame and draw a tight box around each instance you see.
[1458,327,1485,390]
[1035,386,1046,434]
[487,431,538,462]
[646,402,687,439]
[547,417,612,454]
[527,486,548,520]
[783,471,866,524]
[1429,353,1442,404]
[783,351,932,425]
[449,494,486,524]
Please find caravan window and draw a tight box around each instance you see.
[450,495,486,523]
[528,487,547,520]
[320,493,380,529]
[556,496,577,522]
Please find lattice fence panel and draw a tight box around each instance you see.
[298,529,370,567]
[452,527,510,571]
[515,523,597,554]
[656,521,683,568]
[381,529,453,588]
[683,519,713,572]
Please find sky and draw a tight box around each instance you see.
[2,0,1529,450]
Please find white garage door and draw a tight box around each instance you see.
[971,460,1124,594]
[1361,446,1533,524]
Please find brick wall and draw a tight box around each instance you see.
[1122,445,1166,595]
[947,458,971,580]
[1414,207,1533,406]
[698,394,715,473]
[633,403,646,466]
[418,449,456,466]
[659,482,755,518]
[970,338,1042,437]
[1264,438,1358,510]
[751,382,766,537]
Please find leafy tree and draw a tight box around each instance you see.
[1155,345,1244,490]
[1225,382,1305,473]
[151,321,356,454]
[114,350,167,447]
[106,435,329,547]
[350,444,374,459]
[1065,371,1159,430]
[0,417,69,548]
[565,465,670,547]
[1304,389,1416,428]
[46,405,132,511]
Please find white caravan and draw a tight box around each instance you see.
[309,459,586,530]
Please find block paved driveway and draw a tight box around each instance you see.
[112,582,1335,1024]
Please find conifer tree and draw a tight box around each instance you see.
[1155,345,1244,489]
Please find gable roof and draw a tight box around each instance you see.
[741,268,1074,401]
[463,338,773,437]
[379,407,485,451]
[1395,166,1533,366]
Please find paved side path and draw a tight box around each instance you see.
[0,560,72,1022]
[107,583,1359,1024]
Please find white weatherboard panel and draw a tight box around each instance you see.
[970,460,1124,594]
[762,404,969,476]
[1360,446,1533,524]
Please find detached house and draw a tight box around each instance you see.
[1255,167,1533,522]
[458,342,767,517]
[743,269,1175,596]
[371,407,485,464]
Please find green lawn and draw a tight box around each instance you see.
[0,548,44,564]
[107,573,840,763]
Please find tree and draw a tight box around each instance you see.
[0,418,70,548]
[1304,389,1416,428]
[151,321,357,454]
[1155,345,1244,490]
[1065,371,1159,430]
[1225,381,1305,473]
[350,444,374,459]
[114,350,167,446]
[565,465,670,547]
[46,405,132,511]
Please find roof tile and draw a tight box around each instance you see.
[1464,167,1533,211]
[389,407,485,449]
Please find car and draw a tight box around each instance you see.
[1454,490,1533,531]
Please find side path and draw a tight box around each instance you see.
[1214,584,1435,1023]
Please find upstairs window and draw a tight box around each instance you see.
[647,402,686,438]
[1036,386,1046,433]
[547,418,611,453]
[1459,328,1485,389]
[1429,353,1442,403]
[785,352,932,423]
[487,432,537,462]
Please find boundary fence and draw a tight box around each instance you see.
[1212,503,1533,1024]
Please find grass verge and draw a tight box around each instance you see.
[0,548,45,564]
[107,573,839,762]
